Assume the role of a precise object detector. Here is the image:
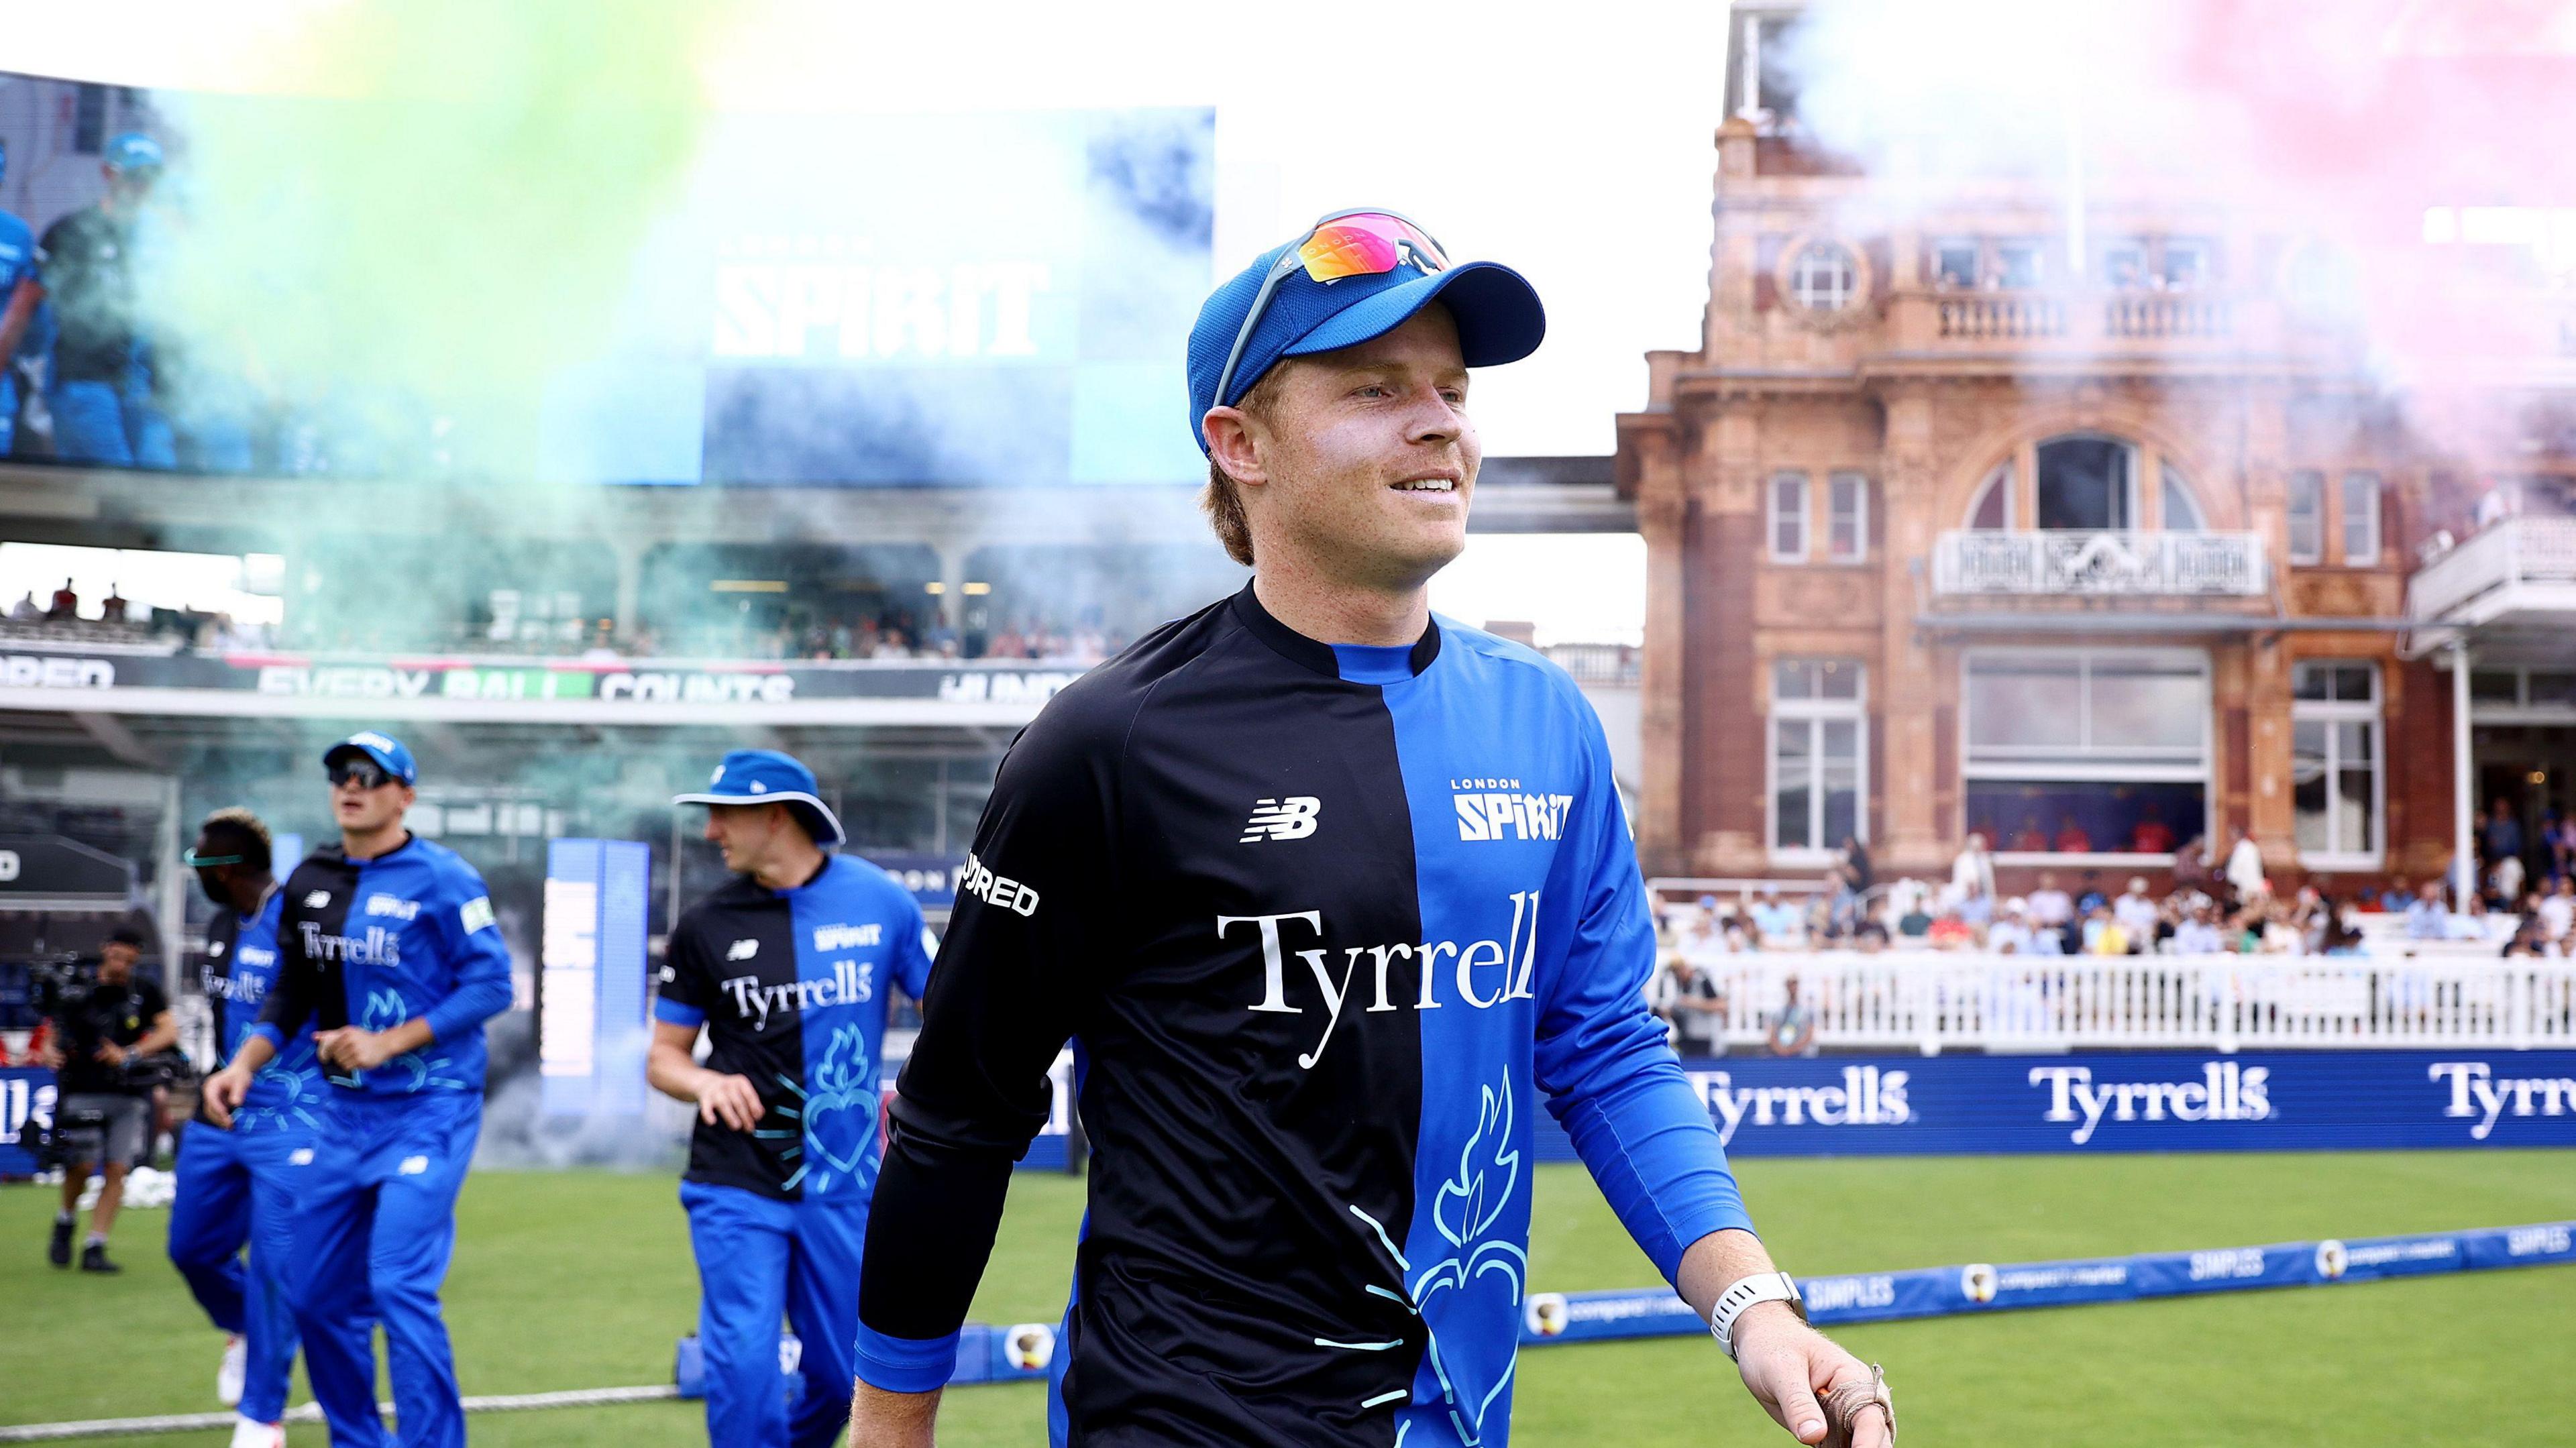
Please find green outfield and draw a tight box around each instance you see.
[5,1149,2573,1447]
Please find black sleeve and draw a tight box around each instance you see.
[254,887,321,1046]
[653,909,718,1027]
[856,705,1116,1364]
[136,979,170,1023]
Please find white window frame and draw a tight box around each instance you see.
[2291,661,2384,871]
[1827,472,1868,561]
[1962,646,2214,865]
[2287,470,2325,565]
[2341,471,2381,565]
[1790,243,1856,311]
[1769,471,1810,562]
[1768,660,1868,862]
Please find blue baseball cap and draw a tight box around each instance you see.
[104,133,164,174]
[323,730,417,786]
[672,749,845,848]
[1185,211,1546,453]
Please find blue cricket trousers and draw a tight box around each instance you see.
[680,1179,868,1448]
[168,1119,308,1424]
[285,1090,482,1448]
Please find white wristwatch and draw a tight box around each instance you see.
[1709,1272,1807,1360]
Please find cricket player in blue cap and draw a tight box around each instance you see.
[203,731,514,1448]
[848,211,1894,1447]
[652,749,935,1447]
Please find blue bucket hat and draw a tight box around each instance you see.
[105,133,164,174]
[673,749,845,848]
[1185,209,1545,453]
[323,730,418,785]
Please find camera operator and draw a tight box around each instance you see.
[38,926,176,1272]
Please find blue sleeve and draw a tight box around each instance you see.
[1532,696,1754,1285]
[851,1320,959,1394]
[895,893,935,1001]
[423,865,515,1043]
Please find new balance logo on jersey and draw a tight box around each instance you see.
[812,922,883,951]
[719,959,874,1031]
[305,891,331,909]
[1240,796,1322,844]
[1451,779,1573,842]
[366,893,421,920]
[726,938,759,962]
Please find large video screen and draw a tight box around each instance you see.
[0,74,1213,486]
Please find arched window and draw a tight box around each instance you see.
[2160,465,2204,532]
[2035,435,2135,531]
[1967,463,2012,530]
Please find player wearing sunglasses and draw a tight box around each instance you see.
[851,212,1894,1447]
[202,732,513,1448]
[166,807,319,1448]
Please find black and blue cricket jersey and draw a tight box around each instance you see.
[857,585,1753,1447]
[199,887,325,1131]
[656,854,936,1202]
[254,836,515,1097]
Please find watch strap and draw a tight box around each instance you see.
[1709,1271,1804,1359]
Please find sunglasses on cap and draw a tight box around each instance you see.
[1210,209,1450,416]
[329,758,396,790]
[180,848,244,867]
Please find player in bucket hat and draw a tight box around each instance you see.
[852,210,1892,1448]
[655,748,932,1446]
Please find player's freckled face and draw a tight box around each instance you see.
[1252,305,1479,592]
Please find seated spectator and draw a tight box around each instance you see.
[2490,851,2526,909]
[2074,871,2108,919]
[2027,871,2075,948]
[1988,899,2035,954]
[2081,903,2128,956]
[2223,824,2265,903]
[1747,884,1805,948]
[2405,881,2451,940]
[2008,815,2049,853]
[1764,977,1819,1058]
[1955,881,1994,930]
[1926,913,1977,950]
[1850,920,1890,952]
[2129,804,2175,855]
[2537,875,2575,946]
[1895,898,1934,940]
[2317,896,2364,956]
[2112,876,2158,948]
[2053,816,2093,853]
[2170,835,2213,895]
[2174,900,2225,955]
[2373,876,2412,913]
[47,577,77,620]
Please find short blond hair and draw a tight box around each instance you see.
[1199,366,1289,567]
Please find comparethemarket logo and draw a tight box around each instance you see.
[1685,1065,1911,1144]
[2427,1061,2576,1140]
[2027,1063,2269,1145]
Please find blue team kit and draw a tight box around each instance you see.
[167,885,319,1427]
[659,839,936,1448]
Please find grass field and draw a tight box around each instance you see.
[6,1150,2574,1446]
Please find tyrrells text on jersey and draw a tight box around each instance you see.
[295,920,403,968]
[1228,888,1544,1069]
[718,958,877,1032]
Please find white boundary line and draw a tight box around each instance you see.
[0,1386,680,1443]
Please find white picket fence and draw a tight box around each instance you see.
[1678,954,2576,1054]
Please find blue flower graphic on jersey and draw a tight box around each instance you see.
[770,1023,876,1194]
[1328,1073,1529,1447]
[236,1042,326,1133]
[358,987,465,1092]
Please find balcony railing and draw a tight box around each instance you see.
[1933,530,2269,597]
[2408,516,2576,626]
